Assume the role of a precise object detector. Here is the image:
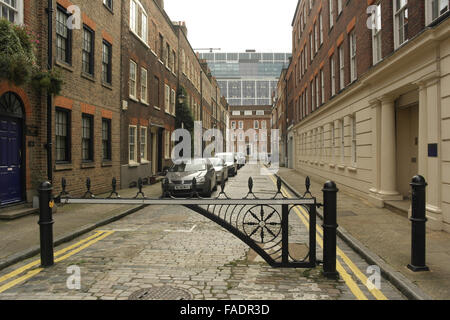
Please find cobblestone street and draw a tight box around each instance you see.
[0,165,406,300]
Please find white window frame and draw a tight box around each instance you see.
[130,0,148,44]
[239,121,244,129]
[170,89,176,116]
[351,115,357,166]
[164,84,170,114]
[140,126,148,162]
[319,11,324,45]
[164,130,171,159]
[329,0,334,29]
[315,23,319,53]
[129,125,138,164]
[231,121,236,129]
[315,75,320,108]
[129,60,137,99]
[426,0,449,24]
[330,55,336,96]
[350,31,357,82]
[331,121,335,158]
[340,119,345,163]
[0,0,23,24]
[372,4,382,65]
[339,45,345,90]
[394,0,408,49]
[310,32,314,61]
[140,67,148,104]
[337,0,343,15]
[321,69,325,104]
[261,120,267,130]
[254,120,259,129]
[311,80,315,111]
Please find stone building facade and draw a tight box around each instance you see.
[285,0,450,232]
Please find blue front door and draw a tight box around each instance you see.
[0,116,23,205]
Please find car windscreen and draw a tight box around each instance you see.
[217,154,234,162]
[169,161,206,172]
[209,158,223,166]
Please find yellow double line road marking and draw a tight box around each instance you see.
[0,230,114,294]
[269,175,387,300]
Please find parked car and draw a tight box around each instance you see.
[162,158,216,197]
[236,152,246,169]
[209,157,229,184]
[216,152,238,177]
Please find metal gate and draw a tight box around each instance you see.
[38,176,339,277]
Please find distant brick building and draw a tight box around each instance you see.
[228,105,272,159]
[283,0,450,232]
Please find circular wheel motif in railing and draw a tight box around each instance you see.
[243,205,281,244]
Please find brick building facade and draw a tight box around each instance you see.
[119,0,177,188]
[229,105,272,159]
[0,0,47,205]
[282,0,450,232]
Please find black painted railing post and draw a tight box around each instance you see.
[38,181,54,267]
[281,204,289,266]
[322,181,339,279]
[408,175,429,272]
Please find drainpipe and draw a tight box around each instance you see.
[284,77,288,168]
[46,0,54,182]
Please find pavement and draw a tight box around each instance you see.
[276,167,450,300]
[0,164,406,300]
[0,181,163,271]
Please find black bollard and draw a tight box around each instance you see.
[38,181,54,267]
[407,175,429,272]
[322,181,339,279]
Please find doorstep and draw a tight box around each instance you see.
[0,203,38,220]
[384,200,410,218]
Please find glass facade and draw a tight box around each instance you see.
[199,52,291,106]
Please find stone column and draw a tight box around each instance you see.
[378,96,402,200]
[417,83,428,179]
[425,77,443,230]
[369,99,381,196]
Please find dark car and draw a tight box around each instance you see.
[162,158,217,197]
[216,153,238,177]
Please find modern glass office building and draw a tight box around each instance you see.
[198,51,291,106]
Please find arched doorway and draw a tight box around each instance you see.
[0,92,25,205]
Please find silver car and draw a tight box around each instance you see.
[216,152,238,177]
[236,152,246,169]
[162,158,217,197]
[209,157,229,184]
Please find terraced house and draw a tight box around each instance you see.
[120,0,178,188]
[284,0,450,232]
[0,0,44,206]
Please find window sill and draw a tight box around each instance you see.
[337,164,346,170]
[129,30,150,49]
[158,59,164,65]
[347,166,357,173]
[103,4,114,14]
[141,100,150,106]
[140,160,150,165]
[81,162,96,169]
[102,161,112,167]
[129,96,139,103]
[81,72,96,82]
[55,163,73,171]
[329,163,336,168]
[154,106,161,111]
[55,60,74,72]
[128,162,140,168]
[150,50,157,57]
[102,82,113,90]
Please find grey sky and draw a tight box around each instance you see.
[164,0,298,53]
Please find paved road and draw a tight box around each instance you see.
[0,164,405,300]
